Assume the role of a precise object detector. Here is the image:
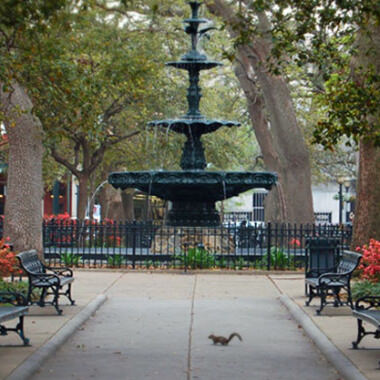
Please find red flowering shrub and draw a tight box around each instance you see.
[356,239,380,283]
[289,238,301,247]
[0,239,19,278]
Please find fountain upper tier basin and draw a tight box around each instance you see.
[166,60,221,71]
[108,170,277,202]
[148,118,240,135]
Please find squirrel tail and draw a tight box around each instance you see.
[228,332,242,343]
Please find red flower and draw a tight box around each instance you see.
[289,238,301,247]
[357,239,380,283]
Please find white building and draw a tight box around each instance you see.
[222,183,354,224]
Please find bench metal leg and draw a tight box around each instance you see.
[316,288,327,315]
[352,318,380,349]
[63,283,75,305]
[0,316,30,345]
[305,286,316,306]
[52,285,63,315]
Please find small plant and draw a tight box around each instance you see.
[263,247,290,270]
[217,257,227,269]
[176,246,215,269]
[235,257,246,270]
[60,253,81,267]
[144,259,153,268]
[107,254,124,267]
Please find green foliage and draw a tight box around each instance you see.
[216,256,228,269]
[107,254,124,267]
[60,252,81,267]
[313,66,380,148]
[0,279,41,301]
[263,247,292,270]
[352,280,380,300]
[235,257,247,270]
[176,246,216,269]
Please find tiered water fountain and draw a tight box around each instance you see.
[109,1,277,252]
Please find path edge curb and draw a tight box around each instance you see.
[7,294,107,380]
[279,294,367,380]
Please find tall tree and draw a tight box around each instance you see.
[206,0,314,223]
[30,8,167,218]
[0,0,67,253]
[263,0,380,246]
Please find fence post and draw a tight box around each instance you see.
[132,221,137,269]
[267,222,272,270]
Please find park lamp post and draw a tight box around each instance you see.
[337,177,352,224]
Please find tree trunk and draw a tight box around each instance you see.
[207,0,314,223]
[0,81,43,255]
[352,140,380,248]
[121,189,135,221]
[77,174,89,219]
[351,21,380,248]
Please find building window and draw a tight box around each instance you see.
[252,192,266,221]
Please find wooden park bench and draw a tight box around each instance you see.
[305,250,361,314]
[352,296,380,349]
[17,250,75,315]
[0,292,30,345]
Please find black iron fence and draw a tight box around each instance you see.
[41,220,352,270]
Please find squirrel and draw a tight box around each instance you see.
[208,332,242,346]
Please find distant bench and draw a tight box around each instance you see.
[352,296,380,349]
[0,292,29,345]
[17,250,75,315]
[305,250,362,314]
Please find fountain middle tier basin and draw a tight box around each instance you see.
[108,170,277,202]
[148,118,240,135]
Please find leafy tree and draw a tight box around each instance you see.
[0,0,68,254]
[258,0,380,246]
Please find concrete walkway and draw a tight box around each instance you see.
[1,271,379,380]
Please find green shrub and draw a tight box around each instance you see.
[352,280,380,300]
[107,254,124,267]
[176,246,216,269]
[60,253,81,267]
[262,247,290,270]
[0,279,41,301]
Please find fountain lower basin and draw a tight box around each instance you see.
[108,170,277,226]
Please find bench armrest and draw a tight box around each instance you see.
[317,271,352,285]
[355,296,380,310]
[45,266,73,277]
[0,292,28,306]
[30,272,61,285]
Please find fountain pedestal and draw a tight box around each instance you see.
[152,226,235,254]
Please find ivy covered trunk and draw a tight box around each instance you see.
[0,82,43,255]
[352,22,380,248]
[352,141,380,248]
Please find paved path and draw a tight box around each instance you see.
[31,273,339,380]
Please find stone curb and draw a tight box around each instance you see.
[6,294,107,380]
[279,294,368,380]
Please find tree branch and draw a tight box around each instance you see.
[50,146,80,178]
